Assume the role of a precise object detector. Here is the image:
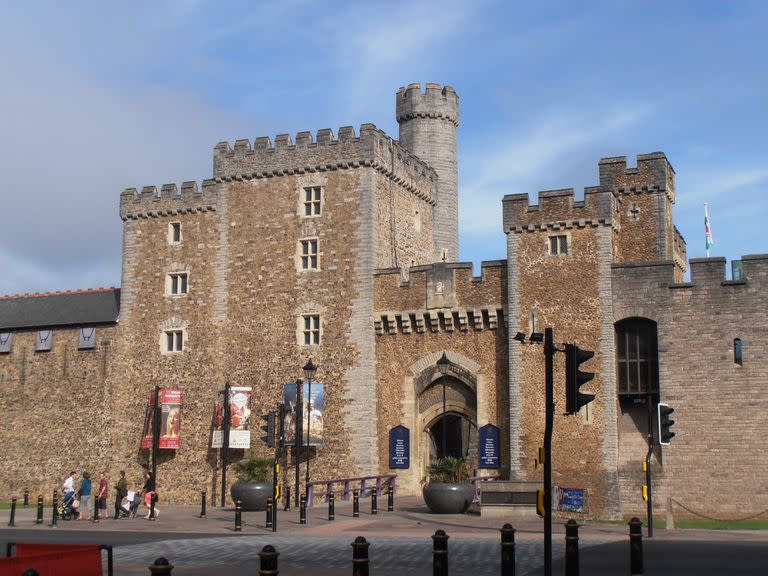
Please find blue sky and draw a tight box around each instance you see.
[1,0,766,294]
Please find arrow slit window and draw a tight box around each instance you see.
[615,318,658,395]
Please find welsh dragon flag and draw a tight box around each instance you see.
[705,203,714,252]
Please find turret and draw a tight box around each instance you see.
[396,83,460,262]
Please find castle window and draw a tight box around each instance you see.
[167,272,189,295]
[35,330,53,352]
[0,332,12,354]
[548,235,568,256]
[303,186,322,216]
[299,238,319,270]
[78,327,97,350]
[164,330,184,353]
[302,314,321,346]
[169,222,182,244]
[734,338,743,366]
[615,318,659,395]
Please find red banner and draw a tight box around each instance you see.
[141,388,183,450]
[2,544,102,576]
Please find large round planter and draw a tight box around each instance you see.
[422,482,474,514]
[230,482,273,511]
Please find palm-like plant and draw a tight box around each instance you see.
[427,456,469,483]
[234,453,273,483]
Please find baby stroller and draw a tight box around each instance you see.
[58,491,80,521]
[118,491,141,518]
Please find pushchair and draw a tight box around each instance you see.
[118,491,141,518]
[58,491,80,521]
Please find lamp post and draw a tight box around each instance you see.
[303,359,317,500]
[436,352,450,458]
[293,379,302,508]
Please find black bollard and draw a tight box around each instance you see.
[93,496,100,523]
[148,556,174,575]
[565,519,579,576]
[284,487,291,511]
[8,497,17,527]
[328,492,335,521]
[258,544,279,576]
[352,536,370,576]
[432,529,449,576]
[353,489,359,518]
[299,494,306,525]
[234,500,242,532]
[387,484,394,512]
[50,490,58,528]
[371,489,377,515]
[23,489,29,507]
[500,523,516,576]
[629,517,644,574]
[200,490,207,518]
[36,495,43,524]
[266,497,273,529]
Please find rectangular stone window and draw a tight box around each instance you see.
[0,332,12,354]
[300,238,319,270]
[35,330,53,352]
[303,186,322,217]
[78,327,97,350]
[548,235,568,256]
[169,222,182,244]
[167,272,189,295]
[302,315,320,346]
[164,330,184,353]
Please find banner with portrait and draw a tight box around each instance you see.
[211,386,252,449]
[140,388,183,450]
[283,382,324,447]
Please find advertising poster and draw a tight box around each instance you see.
[159,388,182,449]
[140,395,154,449]
[211,386,252,449]
[283,382,324,446]
[554,486,586,513]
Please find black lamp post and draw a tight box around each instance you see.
[436,352,450,458]
[303,359,317,499]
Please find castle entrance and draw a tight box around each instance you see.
[428,412,476,460]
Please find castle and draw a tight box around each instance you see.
[1,83,766,519]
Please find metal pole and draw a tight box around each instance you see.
[543,327,554,576]
[295,379,302,508]
[221,383,231,507]
[645,395,654,538]
[305,378,311,499]
[272,457,278,533]
[151,385,160,500]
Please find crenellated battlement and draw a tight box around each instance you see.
[213,123,438,204]
[599,152,675,200]
[396,83,460,126]
[119,179,219,221]
[502,186,614,234]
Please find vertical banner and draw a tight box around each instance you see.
[389,425,410,469]
[283,383,299,444]
[212,386,252,449]
[159,389,182,449]
[478,423,501,469]
[303,382,324,446]
[140,394,155,449]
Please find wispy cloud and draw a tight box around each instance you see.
[678,167,768,207]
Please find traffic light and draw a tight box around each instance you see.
[658,403,675,445]
[261,411,276,447]
[565,344,596,414]
[536,488,545,517]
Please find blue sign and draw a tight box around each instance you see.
[555,486,586,513]
[478,423,500,469]
[389,425,410,469]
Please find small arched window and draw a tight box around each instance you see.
[734,338,743,366]
[615,318,659,395]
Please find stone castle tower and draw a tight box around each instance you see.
[397,83,460,262]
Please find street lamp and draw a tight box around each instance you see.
[436,352,450,458]
[303,359,317,499]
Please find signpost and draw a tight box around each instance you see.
[478,424,500,469]
[389,425,410,469]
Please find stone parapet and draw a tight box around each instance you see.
[503,187,614,234]
[120,180,219,221]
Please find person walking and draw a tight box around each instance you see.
[79,472,93,521]
[142,471,159,519]
[114,470,127,519]
[97,472,108,520]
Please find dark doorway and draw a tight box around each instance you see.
[430,413,472,459]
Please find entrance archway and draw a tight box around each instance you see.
[428,412,476,460]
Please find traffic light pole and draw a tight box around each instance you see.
[645,395,655,538]
[221,383,231,507]
[543,327,554,576]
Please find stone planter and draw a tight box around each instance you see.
[422,482,474,514]
[230,482,273,511]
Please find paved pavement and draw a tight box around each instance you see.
[2,496,766,575]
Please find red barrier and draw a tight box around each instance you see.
[1,543,102,576]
